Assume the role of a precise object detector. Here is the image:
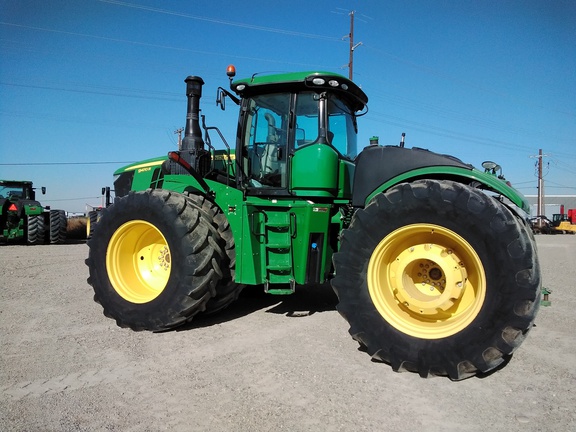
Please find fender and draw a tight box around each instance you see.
[23,203,44,216]
[353,145,529,213]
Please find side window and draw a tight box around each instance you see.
[243,94,290,188]
[295,93,319,147]
[328,98,357,159]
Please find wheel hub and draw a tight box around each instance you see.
[389,243,468,315]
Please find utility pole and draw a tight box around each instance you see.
[174,127,183,150]
[530,149,549,218]
[538,148,544,217]
[346,10,363,80]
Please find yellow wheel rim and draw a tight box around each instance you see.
[368,224,486,339]
[106,220,171,304]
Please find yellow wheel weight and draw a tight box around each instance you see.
[106,220,171,304]
[368,224,486,339]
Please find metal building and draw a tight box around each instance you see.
[524,195,576,218]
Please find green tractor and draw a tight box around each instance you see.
[86,67,541,380]
[0,180,67,245]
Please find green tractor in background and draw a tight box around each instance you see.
[86,67,541,380]
[0,179,67,245]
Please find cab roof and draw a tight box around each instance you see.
[231,71,368,112]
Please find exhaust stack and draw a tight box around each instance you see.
[173,76,210,176]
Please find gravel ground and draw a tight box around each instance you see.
[1,235,575,432]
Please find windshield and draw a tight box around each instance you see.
[240,91,358,189]
[294,92,357,159]
[0,184,30,200]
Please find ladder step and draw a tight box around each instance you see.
[264,280,296,295]
[265,223,290,230]
[266,243,291,250]
[265,289,294,295]
[266,264,292,272]
[265,212,290,229]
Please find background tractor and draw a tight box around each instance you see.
[530,206,576,235]
[0,179,67,245]
[86,67,541,380]
[551,206,576,234]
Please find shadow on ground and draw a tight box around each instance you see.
[179,283,338,331]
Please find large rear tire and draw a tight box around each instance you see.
[49,209,67,244]
[86,189,225,331]
[332,180,541,380]
[26,215,45,245]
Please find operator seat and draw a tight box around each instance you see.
[261,113,280,176]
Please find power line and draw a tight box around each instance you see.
[0,22,338,69]
[366,111,537,153]
[0,81,182,101]
[0,161,135,166]
[368,90,576,147]
[362,44,576,119]
[96,0,341,41]
[0,110,169,130]
[43,196,102,202]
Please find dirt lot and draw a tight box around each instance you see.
[1,235,575,431]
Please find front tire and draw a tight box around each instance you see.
[49,209,67,244]
[86,189,225,331]
[332,180,541,380]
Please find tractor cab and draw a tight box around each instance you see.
[0,181,36,202]
[552,213,569,226]
[229,70,368,198]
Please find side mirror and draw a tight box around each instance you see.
[216,88,226,111]
[216,87,240,111]
[41,187,46,194]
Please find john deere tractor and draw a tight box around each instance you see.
[0,180,67,244]
[86,67,541,380]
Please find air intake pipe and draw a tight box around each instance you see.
[175,75,210,176]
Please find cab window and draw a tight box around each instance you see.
[242,93,290,188]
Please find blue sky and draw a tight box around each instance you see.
[1,0,575,213]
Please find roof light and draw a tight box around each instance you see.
[236,84,245,91]
[328,80,339,87]
[341,83,348,90]
[226,64,236,78]
[482,161,498,170]
[312,78,325,85]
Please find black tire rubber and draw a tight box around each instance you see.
[26,214,45,245]
[49,209,67,244]
[87,211,99,239]
[86,189,225,331]
[184,193,244,314]
[331,179,541,380]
